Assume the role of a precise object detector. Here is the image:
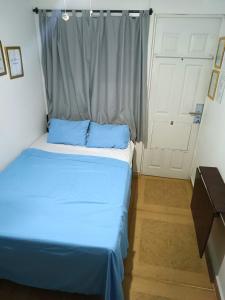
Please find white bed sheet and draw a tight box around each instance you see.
[31,134,134,167]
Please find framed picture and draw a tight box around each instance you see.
[215,37,225,69]
[5,46,24,79]
[208,69,220,100]
[0,41,7,76]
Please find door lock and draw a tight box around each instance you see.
[189,104,204,124]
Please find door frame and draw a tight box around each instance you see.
[140,13,223,176]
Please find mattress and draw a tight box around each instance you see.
[31,133,134,167]
[0,145,132,299]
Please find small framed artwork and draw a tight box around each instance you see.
[0,41,7,76]
[208,69,220,100]
[5,46,24,79]
[215,37,225,69]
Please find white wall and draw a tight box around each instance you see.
[31,0,225,13]
[192,17,225,300]
[32,0,151,10]
[151,0,225,14]
[0,0,46,170]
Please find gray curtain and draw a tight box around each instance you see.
[39,10,150,142]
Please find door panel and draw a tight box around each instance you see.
[143,124,199,178]
[178,64,201,115]
[148,148,165,169]
[142,15,221,179]
[176,59,212,122]
[162,33,179,54]
[154,16,221,57]
[143,148,167,176]
[150,121,191,150]
[155,64,175,113]
[143,148,190,178]
[189,34,208,54]
[170,150,185,170]
[151,59,178,118]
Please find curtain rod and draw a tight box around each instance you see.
[32,7,153,15]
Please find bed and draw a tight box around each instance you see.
[0,134,134,300]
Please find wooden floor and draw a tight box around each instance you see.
[0,175,216,300]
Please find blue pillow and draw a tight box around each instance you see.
[86,122,130,149]
[48,118,90,146]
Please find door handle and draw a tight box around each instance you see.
[189,112,202,116]
[189,104,204,124]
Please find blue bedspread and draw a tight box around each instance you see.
[0,149,131,300]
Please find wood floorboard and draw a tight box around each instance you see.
[0,175,216,300]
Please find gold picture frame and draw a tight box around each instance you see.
[215,37,225,69]
[208,69,220,100]
[5,46,24,79]
[0,41,7,76]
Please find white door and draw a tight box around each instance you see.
[142,15,222,179]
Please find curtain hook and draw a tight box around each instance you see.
[89,0,93,17]
[62,0,69,21]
